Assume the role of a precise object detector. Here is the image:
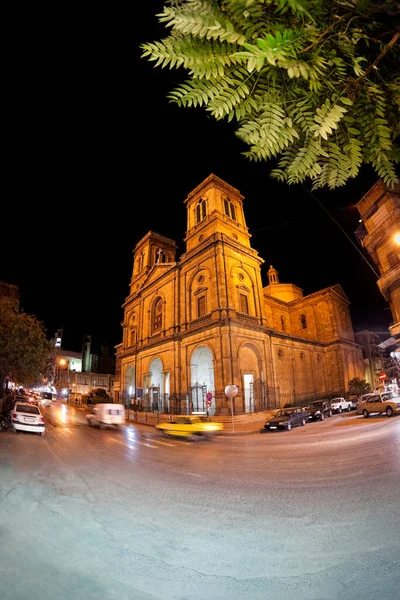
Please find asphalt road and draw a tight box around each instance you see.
[0,403,399,600]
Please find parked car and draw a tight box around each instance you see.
[349,395,360,410]
[156,415,223,440]
[264,407,308,431]
[358,392,400,418]
[330,397,352,413]
[10,401,45,436]
[86,403,126,429]
[306,400,333,421]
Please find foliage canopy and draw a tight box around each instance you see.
[141,0,400,189]
[0,310,55,396]
[348,377,372,396]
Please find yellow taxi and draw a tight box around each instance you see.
[156,414,223,440]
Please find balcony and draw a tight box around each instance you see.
[377,263,400,300]
[389,321,400,341]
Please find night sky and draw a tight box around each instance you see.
[1,3,394,352]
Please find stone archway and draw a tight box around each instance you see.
[149,357,164,412]
[190,346,215,415]
[238,344,261,413]
[124,364,135,403]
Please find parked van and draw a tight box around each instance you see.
[86,403,126,429]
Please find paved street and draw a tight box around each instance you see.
[0,402,399,600]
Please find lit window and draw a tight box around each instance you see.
[239,294,249,314]
[153,298,163,332]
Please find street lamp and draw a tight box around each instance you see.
[394,232,400,246]
[225,384,238,432]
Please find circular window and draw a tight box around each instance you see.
[238,273,245,281]
[197,275,204,284]
[278,349,284,359]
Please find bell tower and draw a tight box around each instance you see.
[183,173,252,253]
[129,231,177,295]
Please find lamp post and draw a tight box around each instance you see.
[225,384,238,432]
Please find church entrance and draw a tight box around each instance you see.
[190,346,215,415]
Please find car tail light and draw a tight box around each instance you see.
[40,417,45,423]
[12,413,18,420]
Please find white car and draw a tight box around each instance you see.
[11,401,45,436]
[330,397,352,413]
[86,403,126,429]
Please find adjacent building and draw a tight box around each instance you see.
[114,174,364,415]
[356,180,400,343]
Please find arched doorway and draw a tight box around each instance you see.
[238,344,260,413]
[124,365,135,405]
[190,346,215,415]
[149,357,165,412]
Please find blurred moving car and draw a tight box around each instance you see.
[156,415,223,440]
[358,392,400,418]
[40,397,52,407]
[306,400,333,421]
[86,403,126,429]
[264,407,308,431]
[41,391,55,403]
[11,401,45,436]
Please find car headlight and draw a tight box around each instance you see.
[265,421,270,426]
[315,410,320,415]
[279,421,285,425]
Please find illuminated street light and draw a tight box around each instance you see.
[394,232,400,246]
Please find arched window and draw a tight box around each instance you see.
[138,253,144,272]
[196,198,206,224]
[129,329,136,346]
[300,314,307,329]
[281,316,285,331]
[224,198,236,221]
[155,248,166,264]
[153,297,163,332]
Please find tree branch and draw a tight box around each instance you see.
[362,30,400,78]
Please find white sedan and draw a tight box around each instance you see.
[11,401,45,436]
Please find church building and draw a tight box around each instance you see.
[114,174,364,415]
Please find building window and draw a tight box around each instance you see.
[138,253,144,272]
[129,329,136,346]
[239,294,249,314]
[196,198,206,223]
[281,316,285,331]
[388,251,400,268]
[300,314,307,329]
[197,295,206,317]
[153,297,163,332]
[155,248,166,264]
[224,198,236,221]
[278,349,284,359]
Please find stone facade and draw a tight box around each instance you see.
[115,174,364,414]
[356,180,400,343]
